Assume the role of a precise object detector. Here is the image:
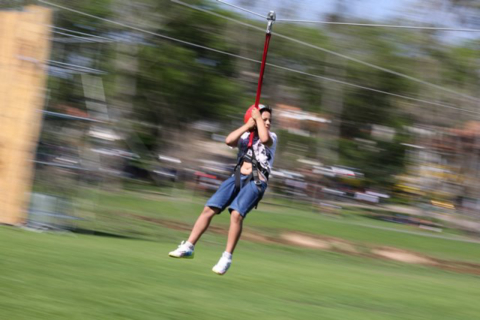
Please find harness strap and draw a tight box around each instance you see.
[233,140,270,209]
[234,165,263,209]
[250,157,263,209]
[234,148,265,190]
[234,164,243,191]
[234,162,258,192]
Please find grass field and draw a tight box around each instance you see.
[77,189,480,263]
[2,188,480,319]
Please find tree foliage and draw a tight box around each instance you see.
[43,0,480,188]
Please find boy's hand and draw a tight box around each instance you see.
[246,117,256,130]
[251,107,261,121]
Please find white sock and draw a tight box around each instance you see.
[222,251,232,260]
[186,241,194,249]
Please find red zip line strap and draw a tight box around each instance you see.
[248,32,271,147]
[254,33,271,108]
[248,30,273,147]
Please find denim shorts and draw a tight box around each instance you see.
[205,174,267,217]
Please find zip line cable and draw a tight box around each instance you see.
[268,64,476,115]
[275,19,480,32]
[180,0,480,105]
[48,60,106,74]
[215,0,480,32]
[52,37,112,44]
[37,0,480,116]
[52,37,103,44]
[216,0,480,32]
[52,30,113,43]
[39,1,255,60]
[51,26,115,41]
[215,0,266,19]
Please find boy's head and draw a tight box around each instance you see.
[259,105,272,130]
[244,104,273,130]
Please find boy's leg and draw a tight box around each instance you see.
[169,206,219,258]
[225,210,243,254]
[193,175,237,244]
[226,181,267,254]
[212,181,267,273]
[169,176,237,259]
[212,210,243,275]
[187,206,220,245]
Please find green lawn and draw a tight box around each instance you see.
[1,226,479,320]
[72,189,480,264]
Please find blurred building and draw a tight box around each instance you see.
[276,104,330,137]
[399,121,480,216]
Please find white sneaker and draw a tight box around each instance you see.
[212,253,232,275]
[168,241,194,259]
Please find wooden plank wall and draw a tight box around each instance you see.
[0,6,52,225]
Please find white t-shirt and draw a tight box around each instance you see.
[237,131,278,174]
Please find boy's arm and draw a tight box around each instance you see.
[225,118,256,147]
[252,108,273,147]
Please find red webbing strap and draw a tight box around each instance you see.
[248,32,272,148]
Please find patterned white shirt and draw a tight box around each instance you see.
[237,131,278,174]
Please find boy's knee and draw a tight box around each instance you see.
[230,210,244,223]
[202,206,219,217]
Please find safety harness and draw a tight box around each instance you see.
[233,136,270,208]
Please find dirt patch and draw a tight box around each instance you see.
[119,212,480,275]
[281,233,331,250]
[281,232,358,253]
[372,248,437,265]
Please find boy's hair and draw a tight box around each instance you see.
[259,104,272,115]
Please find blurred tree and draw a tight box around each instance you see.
[444,0,480,27]
[135,2,245,124]
[40,0,480,193]
[45,0,114,111]
[329,24,415,187]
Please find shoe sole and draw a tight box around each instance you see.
[212,268,226,275]
[168,253,194,259]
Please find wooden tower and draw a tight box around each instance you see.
[0,6,52,225]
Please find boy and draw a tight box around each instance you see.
[169,104,277,275]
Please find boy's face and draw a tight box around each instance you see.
[261,111,272,131]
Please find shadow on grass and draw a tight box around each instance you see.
[72,228,140,240]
